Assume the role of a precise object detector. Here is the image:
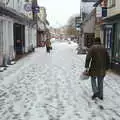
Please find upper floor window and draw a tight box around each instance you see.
[108,0,116,8]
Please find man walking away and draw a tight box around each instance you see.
[46,39,51,53]
[85,37,110,100]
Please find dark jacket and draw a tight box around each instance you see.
[85,44,110,76]
[46,40,51,47]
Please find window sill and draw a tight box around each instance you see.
[108,4,115,9]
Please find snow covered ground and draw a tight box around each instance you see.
[0,41,120,120]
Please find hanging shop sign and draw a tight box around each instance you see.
[24,3,32,12]
[32,5,40,14]
[75,17,81,28]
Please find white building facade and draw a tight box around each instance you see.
[0,1,15,66]
[0,0,37,68]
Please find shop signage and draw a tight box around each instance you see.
[75,17,81,28]
[24,3,32,12]
[32,5,40,13]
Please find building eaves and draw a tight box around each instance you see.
[0,5,36,26]
[103,13,120,23]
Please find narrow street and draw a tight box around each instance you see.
[0,41,120,120]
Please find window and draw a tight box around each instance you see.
[108,0,116,8]
[113,23,120,61]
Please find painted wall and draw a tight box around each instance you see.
[24,0,33,19]
[25,26,29,53]
[7,0,33,18]
[0,15,15,66]
[7,0,24,13]
[83,15,95,33]
[38,7,47,22]
[107,0,120,17]
[38,21,45,31]
[32,28,37,48]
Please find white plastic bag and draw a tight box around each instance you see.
[80,71,89,80]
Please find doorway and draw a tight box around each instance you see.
[13,23,25,58]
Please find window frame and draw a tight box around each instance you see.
[108,0,116,8]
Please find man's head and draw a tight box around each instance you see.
[94,37,101,45]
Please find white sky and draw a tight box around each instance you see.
[38,0,80,28]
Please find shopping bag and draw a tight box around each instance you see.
[80,70,89,80]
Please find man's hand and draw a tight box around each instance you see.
[85,68,89,72]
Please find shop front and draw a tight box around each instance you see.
[104,24,113,60]
[104,15,120,73]
[112,23,120,73]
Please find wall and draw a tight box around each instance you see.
[25,26,29,53]
[38,7,47,22]
[7,0,24,13]
[32,28,37,48]
[24,0,33,19]
[83,15,95,33]
[107,0,120,17]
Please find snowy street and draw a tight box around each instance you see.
[1,41,120,120]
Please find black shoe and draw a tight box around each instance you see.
[98,96,103,100]
[91,93,98,100]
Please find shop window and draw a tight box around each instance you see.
[113,23,120,61]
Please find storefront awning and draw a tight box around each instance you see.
[103,14,120,23]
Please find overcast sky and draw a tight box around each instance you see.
[38,0,81,28]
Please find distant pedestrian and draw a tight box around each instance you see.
[85,37,110,100]
[46,39,51,53]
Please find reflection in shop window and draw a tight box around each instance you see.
[114,23,120,61]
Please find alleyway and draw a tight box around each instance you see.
[0,41,120,120]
